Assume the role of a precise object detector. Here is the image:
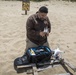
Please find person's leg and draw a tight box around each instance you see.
[43,41,49,47]
[22,38,38,62]
[25,38,38,52]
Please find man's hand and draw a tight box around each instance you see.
[39,32,46,37]
[45,32,49,36]
[39,32,49,37]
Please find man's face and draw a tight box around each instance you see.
[38,12,47,20]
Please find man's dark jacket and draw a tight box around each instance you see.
[26,13,51,45]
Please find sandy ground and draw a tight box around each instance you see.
[0,1,76,75]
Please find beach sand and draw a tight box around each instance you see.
[0,1,76,75]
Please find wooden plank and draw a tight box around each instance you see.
[27,69,33,74]
[32,65,38,75]
[17,60,60,69]
[64,60,76,72]
[17,64,35,68]
[37,64,60,72]
[37,60,60,66]
[55,73,70,75]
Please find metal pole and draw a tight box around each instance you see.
[25,10,27,15]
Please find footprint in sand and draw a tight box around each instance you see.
[74,42,76,44]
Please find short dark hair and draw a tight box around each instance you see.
[39,6,48,13]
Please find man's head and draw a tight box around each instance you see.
[38,6,48,20]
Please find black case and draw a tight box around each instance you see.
[26,46,52,63]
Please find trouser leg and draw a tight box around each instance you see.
[43,41,49,47]
[25,38,38,52]
[25,38,49,52]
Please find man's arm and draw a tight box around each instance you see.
[47,17,51,33]
[26,18,40,37]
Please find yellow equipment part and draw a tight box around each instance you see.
[22,2,30,11]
